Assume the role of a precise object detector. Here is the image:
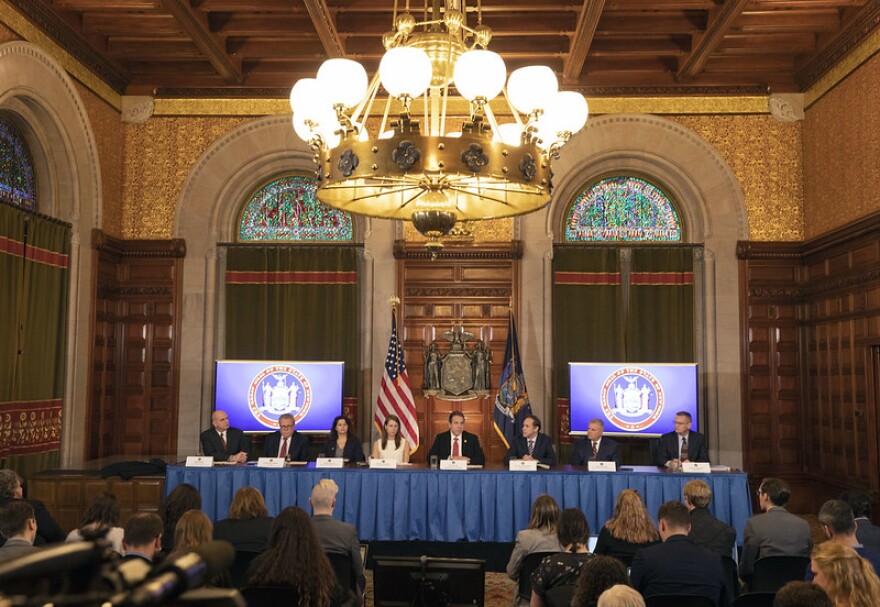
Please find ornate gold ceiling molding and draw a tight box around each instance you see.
[805,25,880,108]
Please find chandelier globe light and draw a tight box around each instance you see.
[289,0,589,253]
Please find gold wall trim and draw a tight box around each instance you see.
[0,2,120,111]
[153,98,290,116]
[806,26,880,108]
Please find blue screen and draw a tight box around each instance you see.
[214,360,343,433]
[570,363,698,436]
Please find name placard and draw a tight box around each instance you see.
[509,459,539,471]
[315,457,345,468]
[682,462,712,474]
[440,459,468,470]
[257,457,286,468]
[588,461,617,472]
[369,458,398,469]
[185,456,214,467]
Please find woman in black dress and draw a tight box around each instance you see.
[530,508,594,607]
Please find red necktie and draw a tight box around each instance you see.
[452,436,460,457]
[279,437,288,459]
[592,441,598,459]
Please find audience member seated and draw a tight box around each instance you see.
[65,491,124,554]
[0,501,40,563]
[571,418,621,467]
[630,501,726,606]
[213,486,274,553]
[810,541,880,607]
[371,414,411,462]
[122,512,164,563]
[507,494,563,588]
[571,556,630,607]
[309,479,365,599]
[245,506,346,607]
[740,477,812,583]
[0,469,65,546]
[427,410,486,465]
[812,499,880,576]
[322,415,366,462]
[503,415,557,466]
[530,508,594,607]
[683,479,736,558]
[263,413,309,461]
[200,410,249,463]
[598,585,646,607]
[168,510,232,588]
[656,411,709,468]
[160,482,202,553]
[594,489,660,565]
[841,490,880,555]
[773,581,833,607]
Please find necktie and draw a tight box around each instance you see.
[528,440,535,456]
[681,436,689,461]
[279,437,288,459]
[221,432,227,451]
[592,441,598,459]
[452,437,460,457]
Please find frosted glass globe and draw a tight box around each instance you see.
[507,66,558,114]
[289,78,328,115]
[292,109,340,149]
[453,50,506,101]
[380,47,432,98]
[317,58,368,109]
[541,91,589,135]
[493,123,523,146]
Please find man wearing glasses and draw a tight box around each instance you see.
[657,411,708,468]
[264,413,310,461]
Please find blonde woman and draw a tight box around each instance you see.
[371,415,411,462]
[597,585,645,607]
[810,541,880,607]
[169,510,232,587]
[213,486,274,552]
[593,489,660,565]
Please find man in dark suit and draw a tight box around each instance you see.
[683,479,736,558]
[309,479,365,599]
[122,512,164,563]
[0,501,40,563]
[571,418,620,466]
[630,501,726,605]
[843,490,880,555]
[503,414,557,465]
[427,410,485,465]
[263,413,310,461]
[656,411,709,467]
[739,477,812,583]
[0,469,65,547]
[200,410,250,463]
[813,499,880,576]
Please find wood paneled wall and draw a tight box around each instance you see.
[87,230,185,460]
[395,241,521,464]
[739,211,880,513]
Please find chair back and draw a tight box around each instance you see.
[543,583,576,607]
[229,550,261,589]
[645,595,716,607]
[721,555,739,604]
[517,552,557,602]
[241,585,300,605]
[750,555,810,593]
[732,593,776,607]
[326,551,358,594]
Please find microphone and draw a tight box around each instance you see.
[126,540,235,606]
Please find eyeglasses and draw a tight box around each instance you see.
[280,424,294,429]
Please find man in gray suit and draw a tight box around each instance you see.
[309,479,365,600]
[739,477,812,583]
[0,501,40,563]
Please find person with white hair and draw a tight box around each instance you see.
[597,585,645,607]
[309,479,365,598]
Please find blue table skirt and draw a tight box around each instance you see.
[165,465,752,544]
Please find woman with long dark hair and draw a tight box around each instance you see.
[530,508,593,606]
[66,491,124,554]
[160,483,202,553]
[322,415,366,462]
[370,415,410,463]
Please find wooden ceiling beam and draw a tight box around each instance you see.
[677,0,750,79]
[52,0,161,8]
[210,14,315,36]
[162,0,242,84]
[563,0,606,84]
[82,14,184,36]
[197,0,307,10]
[303,0,345,58]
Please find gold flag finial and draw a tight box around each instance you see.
[388,295,400,307]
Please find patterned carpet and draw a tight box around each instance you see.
[364,571,516,606]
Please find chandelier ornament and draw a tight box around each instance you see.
[290,0,589,254]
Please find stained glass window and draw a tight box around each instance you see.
[565,176,681,242]
[0,118,37,211]
[239,175,353,241]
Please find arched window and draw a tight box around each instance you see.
[564,176,681,242]
[238,175,353,242]
[0,117,37,211]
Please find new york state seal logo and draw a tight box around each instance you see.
[247,365,312,428]
[600,367,664,431]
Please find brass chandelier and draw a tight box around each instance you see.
[290,0,589,252]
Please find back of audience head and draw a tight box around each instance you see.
[683,479,712,509]
[527,494,560,533]
[758,477,791,507]
[227,486,268,520]
[657,500,691,539]
[162,483,202,522]
[818,499,856,537]
[80,491,120,530]
[558,508,590,552]
[572,555,630,607]
[597,584,646,607]
[840,491,871,519]
[606,489,659,543]
[810,541,880,607]
[0,501,35,539]
[310,479,339,513]
[0,469,23,499]
[172,510,213,553]
[123,512,163,553]
[774,581,833,607]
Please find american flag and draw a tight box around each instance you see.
[375,309,419,452]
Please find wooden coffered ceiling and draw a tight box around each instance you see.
[8,0,880,98]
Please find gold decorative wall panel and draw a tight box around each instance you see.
[404,218,513,243]
[122,117,248,238]
[804,52,880,240]
[671,115,804,242]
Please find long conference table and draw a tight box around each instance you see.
[165,464,752,545]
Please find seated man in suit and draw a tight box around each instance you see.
[739,477,812,583]
[571,418,620,466]
[309,479,365,599]
[656,411,708,467]
[427,410,485,465]
[0,469,65,547]
[812,499,880,576]
[122,512,164,563]
[200,410,250,463]
[0,501,40,563]
[503,414,557,466]
[630,500,726,605]
[842,490,880,555]
[683,479,736,558]
[263,413,310,461]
